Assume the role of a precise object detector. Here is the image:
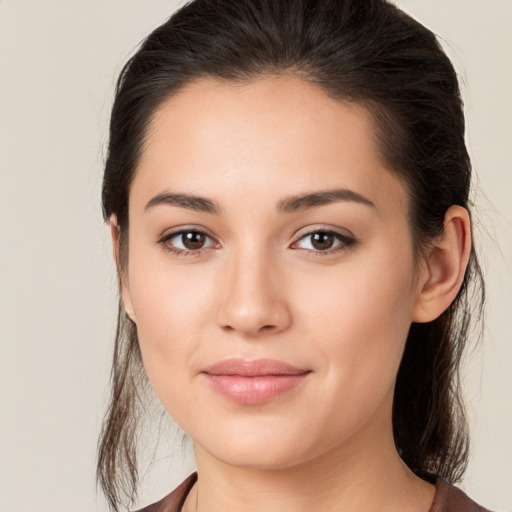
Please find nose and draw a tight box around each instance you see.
[216,247,292,338]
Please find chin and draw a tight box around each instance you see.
[210,444,305,471]
[192,420,318,471]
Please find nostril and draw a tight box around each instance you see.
[216,285,292,336]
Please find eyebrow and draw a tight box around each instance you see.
[145,192,220,214]
[276,188,375,213]
[144,188,375,215]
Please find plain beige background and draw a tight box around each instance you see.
[1,1,511,511]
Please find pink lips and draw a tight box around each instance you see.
[201,358,311,405]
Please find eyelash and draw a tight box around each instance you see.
[294,229,358,256]
[158,227,357,258]
[158,228,218,258]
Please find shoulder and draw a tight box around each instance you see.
[430,478,491,512]
[133,472,198,512]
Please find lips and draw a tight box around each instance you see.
[201,358,311,405]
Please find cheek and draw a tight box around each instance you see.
[296,245,416,416]
[126,252,217,403]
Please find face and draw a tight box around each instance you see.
[120,76,424,470]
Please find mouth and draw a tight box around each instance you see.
[201,358,312,405]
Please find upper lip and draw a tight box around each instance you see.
[202,358,311,377]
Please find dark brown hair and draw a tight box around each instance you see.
[98,0,485,510]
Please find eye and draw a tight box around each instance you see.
[158,228,217,256]
[292,229,357,255]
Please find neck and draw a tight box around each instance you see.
[185,406,435,512]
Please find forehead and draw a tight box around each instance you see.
[132,75,408,217]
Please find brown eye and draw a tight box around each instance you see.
[293,229,357,255]
[310,232,335,250]
[159,229,216,255]
[181,231,206,250]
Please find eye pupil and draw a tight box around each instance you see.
[182,231,206,250]
[311,232,334,250]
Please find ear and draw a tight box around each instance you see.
[412,205,472,323]
[109,215,136,324]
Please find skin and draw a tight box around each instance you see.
[112,75,471,511]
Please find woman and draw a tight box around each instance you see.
[97,0,489,510]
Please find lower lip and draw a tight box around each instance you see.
[203,374,310,405]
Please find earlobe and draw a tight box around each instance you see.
[412,205,471,323]
[109,215,136,323]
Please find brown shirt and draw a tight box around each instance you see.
[135,472,490,512]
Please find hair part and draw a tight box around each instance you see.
[98,0,485,509]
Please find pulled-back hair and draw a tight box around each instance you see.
[98,1,485,510]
